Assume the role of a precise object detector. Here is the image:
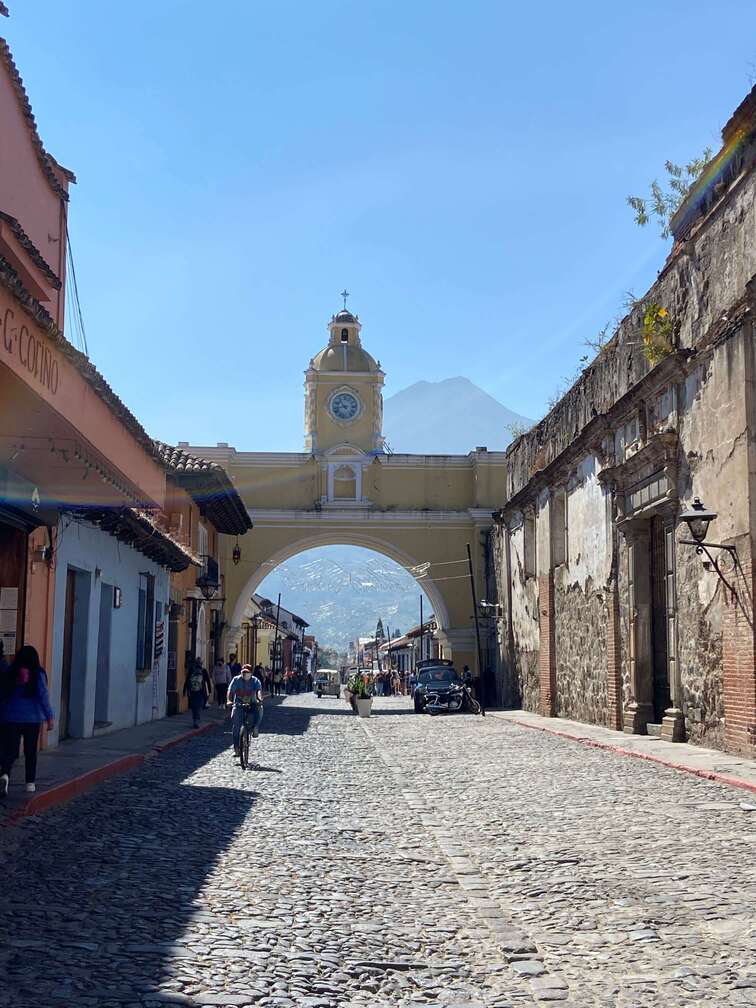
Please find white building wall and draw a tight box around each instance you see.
[49,517,170,746]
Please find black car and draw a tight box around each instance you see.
[413,659,461,713]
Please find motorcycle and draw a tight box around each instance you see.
[425,681,482,716]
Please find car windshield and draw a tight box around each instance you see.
[418,668,459,685]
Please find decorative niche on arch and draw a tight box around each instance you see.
[333,464,357,499]
[322,444,369,506]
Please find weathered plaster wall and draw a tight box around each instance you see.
[504,521,540,712]
[554,575,609,725]
[669,334,751,748]
[552,455,612,724]
[566,456,612,585]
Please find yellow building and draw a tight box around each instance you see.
[183,305,508,678]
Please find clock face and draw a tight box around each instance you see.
[330,392,360,421]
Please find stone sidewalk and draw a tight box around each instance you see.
[0,704,228,821]
[488,709,756,795]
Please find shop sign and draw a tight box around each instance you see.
[2,306,60,395]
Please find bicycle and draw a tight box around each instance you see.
[237,701,262,770]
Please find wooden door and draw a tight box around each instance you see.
[60,568,76,740]
[0,522,28,660]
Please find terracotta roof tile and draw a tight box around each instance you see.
[0,36,75,200]
[154,441,252,535]
[154,441,223,475]
[0,210,61,288]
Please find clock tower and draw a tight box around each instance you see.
[304,306,385,457]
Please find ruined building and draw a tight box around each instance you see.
[489,86,756,758]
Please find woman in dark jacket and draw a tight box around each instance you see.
[0,645,55,797]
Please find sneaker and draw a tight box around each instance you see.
[0,774,8,798]
[233,749,240,758]
[25,783,36,794]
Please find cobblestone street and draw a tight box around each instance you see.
[2,695,755,1008]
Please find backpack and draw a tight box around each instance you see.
[188,670,204,693]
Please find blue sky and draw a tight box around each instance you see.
[6,1,755,451]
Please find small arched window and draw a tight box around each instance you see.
[340,328,349,342]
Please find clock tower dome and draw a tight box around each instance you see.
[304,304,385,457]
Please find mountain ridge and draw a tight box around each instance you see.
[383,376,531,455]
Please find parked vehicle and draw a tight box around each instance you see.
[413,659,481,715]
[314,668,341,698]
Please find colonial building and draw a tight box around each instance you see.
[0,29,250,743]
[237,593,309,677]
[489,86,756,757]
[155,443,251,714]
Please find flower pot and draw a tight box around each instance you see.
[355,696,373,718]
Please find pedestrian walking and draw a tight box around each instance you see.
[183,659,212,728]
[212,658,230,707]
[228,653,242,678]
[0,645,55,796]
[253,664,266,694]
[273,667,283,695]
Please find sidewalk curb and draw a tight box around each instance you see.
[3,720,222,825]
[490,713,756,796]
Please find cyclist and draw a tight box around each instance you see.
[227,663,263,760]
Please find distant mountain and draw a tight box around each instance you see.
[257,546,429,653]
[383,376,531,455]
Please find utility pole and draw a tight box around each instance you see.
[419,594,424,665]
[466,542,486,715]
[271,593,282,680]
[251,614,259,669]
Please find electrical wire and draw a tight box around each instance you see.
[64,223,89,357]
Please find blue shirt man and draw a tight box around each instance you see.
[227,665,263,758]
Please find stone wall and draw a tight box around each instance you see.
[487,89,756,755]
[676,546,725,749]
[553,574,609,725]
[491,522,540,711]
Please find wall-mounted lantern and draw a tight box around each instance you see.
[232,538,241,566]
[678,497,738,595]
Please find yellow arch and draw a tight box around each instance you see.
[229,530,449,633]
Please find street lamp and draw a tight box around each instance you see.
[678,496,738,596]
[679,497,717,544]
[195,553,221,600]
[197,574,218,600]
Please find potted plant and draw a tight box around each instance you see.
[347,670,374,717]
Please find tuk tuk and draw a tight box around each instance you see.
[314,668,342,698]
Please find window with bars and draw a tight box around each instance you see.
[136,572,155,673]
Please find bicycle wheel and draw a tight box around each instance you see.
[239,725,250,769]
